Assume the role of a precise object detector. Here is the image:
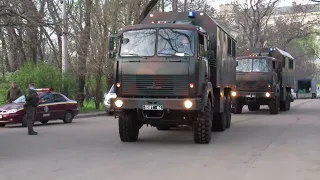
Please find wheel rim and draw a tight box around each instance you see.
[66,112,72,121]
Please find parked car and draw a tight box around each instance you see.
[104,84,116,115]
[0,88,79,127]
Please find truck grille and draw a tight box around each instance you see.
[236,81,270,91]
[121,75,189,97]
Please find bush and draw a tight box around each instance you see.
[3,62,77,102]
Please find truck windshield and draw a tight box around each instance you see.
[236,58,271,72]
[120,29,156,57]
[157,29,195,57]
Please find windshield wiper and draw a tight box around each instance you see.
[121,53,147,59]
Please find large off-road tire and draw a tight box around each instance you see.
[269,97,280,114]
[193,99,212,144]
[119,113,140,142]
[225,96,232,129]
[233,100,243,114]
[212,98,227,132]
[156,125,171,130]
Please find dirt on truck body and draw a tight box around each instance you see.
[109,11,237,144]
[232,48,295,114]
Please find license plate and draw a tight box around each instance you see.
[142,105,163,110]
[245,94,255,98]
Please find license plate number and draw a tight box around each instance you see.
[142,105,163,110]
[245,94,255,98]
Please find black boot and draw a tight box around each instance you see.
[28,131,38,135]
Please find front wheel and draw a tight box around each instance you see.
[0,123,5,127]
[119,113,140,142]
[193,99,212,144]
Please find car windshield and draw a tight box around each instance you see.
[236,58,271,72]
[13,95,26,103]
[157,29,195,56]
[119,29,156,57]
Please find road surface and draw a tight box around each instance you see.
[0,99,320,180]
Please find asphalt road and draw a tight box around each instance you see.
[1,99,320,180]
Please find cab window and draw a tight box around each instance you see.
[40,93,53,103]
[53,94,66,102]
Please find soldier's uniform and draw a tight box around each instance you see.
[25,88,39,135]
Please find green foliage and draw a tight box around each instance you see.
[0,62,78,104]
[79,99,104,112]
[296,34,320,58]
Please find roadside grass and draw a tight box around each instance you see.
[79,99,104,113]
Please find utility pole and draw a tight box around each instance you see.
[61,0,69,74]
[61,0,69,95]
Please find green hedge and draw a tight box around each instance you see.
[0,62,77,105]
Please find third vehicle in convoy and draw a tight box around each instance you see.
[109,11,237,144]
[231,48,295,114]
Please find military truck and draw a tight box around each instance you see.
[108,11,237,144]
[296,78,317,99]
[232,48,295,114]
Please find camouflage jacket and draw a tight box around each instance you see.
[25,88,39,107]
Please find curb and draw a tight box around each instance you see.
[75,112,106,119]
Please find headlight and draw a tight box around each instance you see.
[115,99,123,107]
[7,109,18,114]
[231,91,237,97]
[265,92,270,97]
[184,100,192,109]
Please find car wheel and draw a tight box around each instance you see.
[0,123,5,127]
[41,120,49,124]
[63,110,73,123]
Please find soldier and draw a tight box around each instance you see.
[6,81,23,103]
[25,82,39,135]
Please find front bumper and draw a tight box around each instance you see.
[0,113,23,124]
[232,91,274,99]
[111,98,201,111]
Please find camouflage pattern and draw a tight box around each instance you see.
[113,12,237,113]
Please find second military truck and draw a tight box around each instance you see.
[232,48,295,114]
[109,11,237,144]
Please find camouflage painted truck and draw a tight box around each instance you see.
[108,11,237,144]
[232,48,295,114]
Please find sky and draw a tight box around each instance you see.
[211,0,318,10]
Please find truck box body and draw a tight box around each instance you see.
[296,78,317,98]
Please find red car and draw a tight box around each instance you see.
[0,88,79,127]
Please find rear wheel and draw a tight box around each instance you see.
[0,123,5,127]
[63,111,73,123]
[233,100,243,114]
[225,96,232,129]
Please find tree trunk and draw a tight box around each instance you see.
[76,0,93,107]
